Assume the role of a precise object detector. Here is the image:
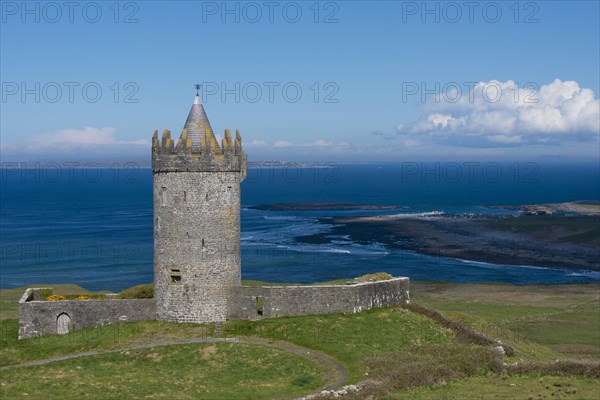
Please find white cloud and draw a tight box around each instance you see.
[272,139,348,149]
[403,139,421,148]
[488,134,523,144]
[18,127,149,154]
[396,79,600,146]
[246,139,268,147]
[314,139,332,147]
[274,140,293,148]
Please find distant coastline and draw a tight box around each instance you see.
[249,203,401,211]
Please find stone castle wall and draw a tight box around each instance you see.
[228,278,410,320]
[18,288,155,339]
[153,171,242,323]
[18,279,409,339]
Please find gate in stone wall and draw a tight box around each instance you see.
[56,313,71,335]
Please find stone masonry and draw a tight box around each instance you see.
[18,288,155,339]
[152,94,247,323]
[229,278,410,320]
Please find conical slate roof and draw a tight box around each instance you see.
[183,95,217,151]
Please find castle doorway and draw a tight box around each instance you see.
[256,296,264,316]
[56,313,71,335]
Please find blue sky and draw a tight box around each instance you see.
[1,0,599,162]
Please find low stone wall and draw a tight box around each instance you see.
[18,288,156,339]
[228,277,409,320]
[18,278,409,339]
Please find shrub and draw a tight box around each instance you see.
[365,344,502,391]
[314,344,503,400]
[505,360,600,377]
[38,288,53,298]
[75,295,90,300]
[354,272,393,283]
[119,284,154,299]
[46,295,66,301]
[402,303,516,356]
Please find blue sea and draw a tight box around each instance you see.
[1,161,599,291]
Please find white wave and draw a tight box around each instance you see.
[454,257,594,274]
[262,215,299,221]
[314,248,352,254]
[389,210,445,219]
[567,271,600,279]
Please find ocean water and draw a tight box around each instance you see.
[1,162,598,291]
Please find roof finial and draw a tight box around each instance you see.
[194,83,201,96]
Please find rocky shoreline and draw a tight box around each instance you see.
[488,201,600,216]
[295,213,600,271]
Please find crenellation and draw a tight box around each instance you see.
[160,129,174,152]
[176,129,192,153]
[234,129,242,155]
[222,129,233,154]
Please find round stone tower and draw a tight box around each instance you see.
[152,92,247,323]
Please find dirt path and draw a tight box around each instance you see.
[243,336,347,391]
[0,336,347,393]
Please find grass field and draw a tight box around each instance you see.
[0,342,323,400]
[223,306,453,382]
[410,281,600,361]
[578,203,600,212]
[1,281,598,399]
[390,374,600,400]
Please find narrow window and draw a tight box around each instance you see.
[183,190,187,203]
[170,268,181,283]
[202,238,205,248]
[256,296,264,316]
[161,187,167,206]
[156,217,160,232]
[205,193,209,201]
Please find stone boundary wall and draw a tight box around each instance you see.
[228,277,409,320]
[18,278,409,339]
[18,288,156,339]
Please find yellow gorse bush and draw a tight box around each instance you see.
[46,295,67,301]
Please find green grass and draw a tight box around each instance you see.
[0,319,215,367]
[366,343,502,389]
[1,307,452,375]
[578,203,600,211]
[223,306,453,382]
[0,342,323,400]
[2,281,598,399]
[118,283,153,299]
[411,282,600,362]
[0,307,455,398]
[389,374,600,400]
